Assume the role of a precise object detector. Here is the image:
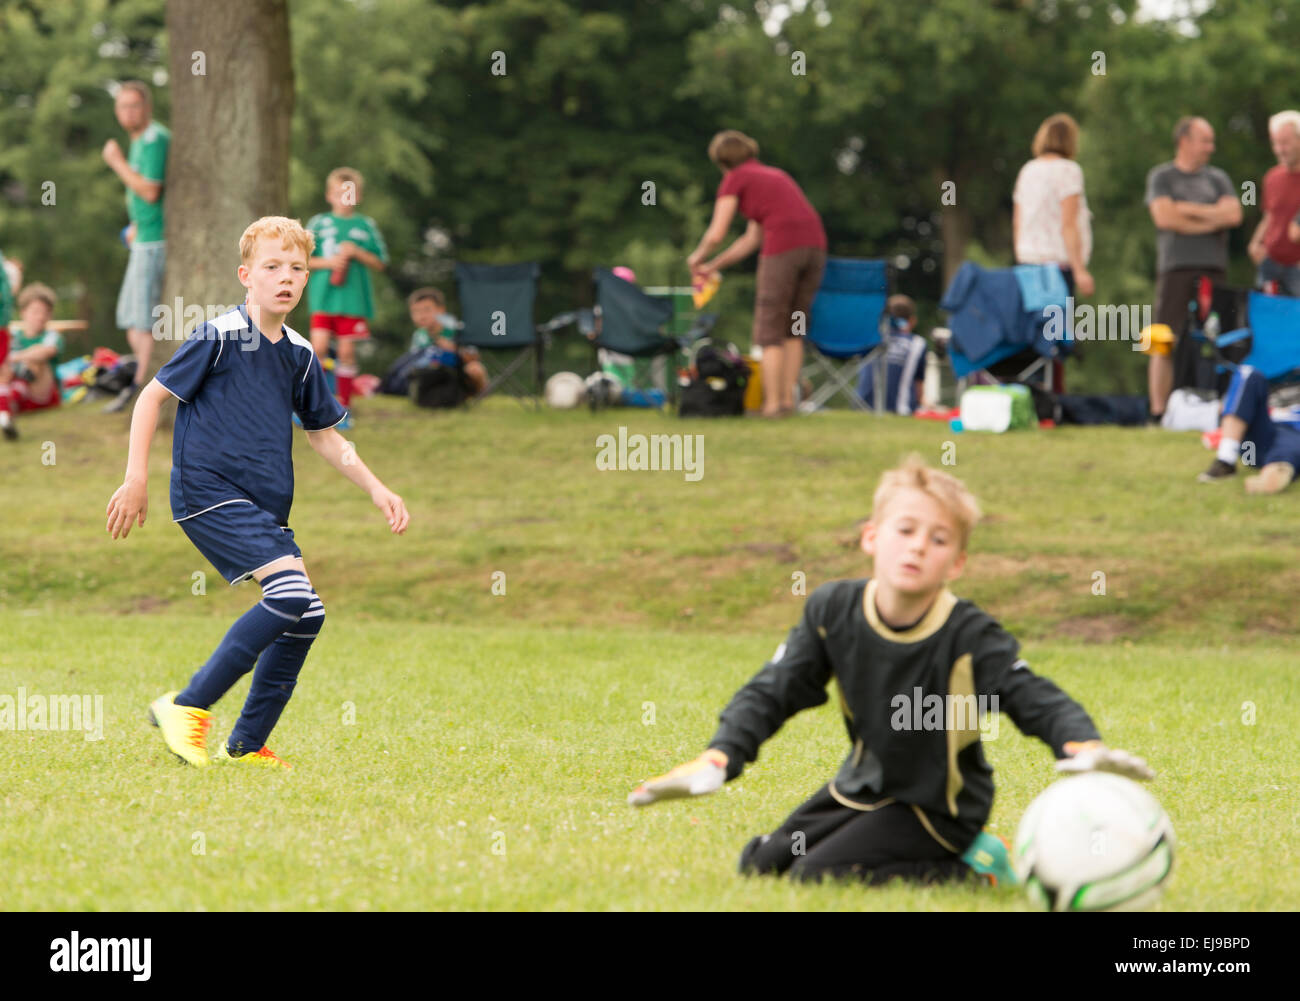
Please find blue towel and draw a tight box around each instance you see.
[1013,264,1070,313]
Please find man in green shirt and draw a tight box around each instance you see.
[102,80,169,413]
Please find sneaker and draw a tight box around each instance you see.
[962,831,1019,887]
[103,383,139,414]
[148,692,212,766]
[1197,458,1237,482]
[215,744,292,770]
[1245,461,1295,495]
[0,411,16,441]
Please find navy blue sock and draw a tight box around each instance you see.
[227,591,325,755]
[176,570,313,710]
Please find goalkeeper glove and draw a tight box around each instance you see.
[1057,740,1154,781]
[628,749,728,807]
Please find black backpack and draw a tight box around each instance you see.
[380,347,436,397]
[409,363,470,409]
[94,358,137,394]
[679,342,748,418]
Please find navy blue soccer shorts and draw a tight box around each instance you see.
[177,501,303,585]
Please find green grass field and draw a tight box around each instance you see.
[1,396,1296,910]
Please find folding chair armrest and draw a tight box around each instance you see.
[536,310,579,334]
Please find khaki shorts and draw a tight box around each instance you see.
[753,246,827,347]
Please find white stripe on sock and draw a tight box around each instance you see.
[262,574,310,590]
[258,600,304,622]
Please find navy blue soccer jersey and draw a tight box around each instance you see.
[155,305,347,526]
[858,330,927,416]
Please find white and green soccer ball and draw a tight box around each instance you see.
[1013,772,1175,912]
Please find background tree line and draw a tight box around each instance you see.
[1,0,1297,393]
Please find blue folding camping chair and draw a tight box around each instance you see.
[799,257,890,413]
[1229,291,1300,384]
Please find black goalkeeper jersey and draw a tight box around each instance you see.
[708,578,1100,842]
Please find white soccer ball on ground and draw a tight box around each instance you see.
[544,372,587,409]
[1013,772,1175,912]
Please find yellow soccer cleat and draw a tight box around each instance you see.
[148,692,213,767]
[215,744,292,770]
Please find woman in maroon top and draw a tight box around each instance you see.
[688,130,827,417]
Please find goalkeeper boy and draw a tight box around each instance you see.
[628,456,1152,885]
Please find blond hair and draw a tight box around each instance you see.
[327,166,364,202]
[239,216,314,264]
[872,455,982,549]
[1031,113,1079,159]
[17,282,56,312]
[707,130,759,170]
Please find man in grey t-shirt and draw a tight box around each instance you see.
[1145,116,1242,419]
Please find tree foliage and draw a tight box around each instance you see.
[4,0,1300,391]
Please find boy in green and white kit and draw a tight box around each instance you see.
[0,282,64,439]
[407,287,487,396]
[306,167,388,417]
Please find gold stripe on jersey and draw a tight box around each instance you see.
[828,782,896,812]
[911,804,960,854]
[836,679,854,721]
[862,580,958,643]
[945,653,981,815]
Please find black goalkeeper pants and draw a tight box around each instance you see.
[738,784,976,885]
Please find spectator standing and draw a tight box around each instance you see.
[1144,116,1242,420]
[102,80,169,414]
[1247,110,1300,296]
[687,131,826,417]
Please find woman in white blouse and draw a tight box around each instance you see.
[1013,113,1094,297]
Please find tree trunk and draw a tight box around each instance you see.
[157,0,293,388]
[939,181,973,292]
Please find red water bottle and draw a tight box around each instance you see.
[330,258,348,286]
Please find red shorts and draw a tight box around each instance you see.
[8,378,60,412]
[0,328,9,367]
[310,314,371,339]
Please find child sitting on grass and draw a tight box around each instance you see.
[857,294,929,416]
[408,287,487,395]
[0,283,65,440]
[629,456,1152,885]
[1197,363,1300,493]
